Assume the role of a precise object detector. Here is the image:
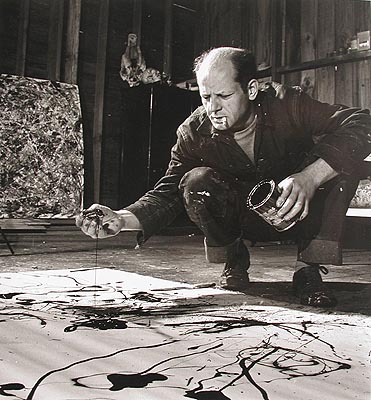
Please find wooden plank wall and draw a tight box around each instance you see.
[355,1,371,110]
[335,0,356,107]
[198,0,273,70]
[47,0,64,81]
[99,0,134,208]
[316,0,335,104]
[1,0,370,209]
[282,0,371,109]
[299,0,316,97]
[15,0,30,76]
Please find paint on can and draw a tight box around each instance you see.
[246,179,299,232]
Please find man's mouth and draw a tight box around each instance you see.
[211,116,227,125]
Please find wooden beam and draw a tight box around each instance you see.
[355,0,371,110]
[335,0,356,107]
[277,50,371,74]
[65,0,81,84]
[255,0,271,71]
[163,0,173,78]
[300,0,317,97]
[133,0,142,44]
[93,0,110,203]
[270,0,283,82]
[48,0,64,81]
[282,0,301,86]
[16,0,30,76]
[316,0,335,104]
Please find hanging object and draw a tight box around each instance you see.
[120,33,146,87]
[119,33,164,87]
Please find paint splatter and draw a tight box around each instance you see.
[64,317,128,332]
[0,382,25,396]
[107,372,168,391]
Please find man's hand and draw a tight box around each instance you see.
[75,204,142,239]
[276,158,338,222]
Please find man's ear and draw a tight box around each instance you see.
[247,79,258,101]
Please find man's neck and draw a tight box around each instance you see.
[231,105,257,133]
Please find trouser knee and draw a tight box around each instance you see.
[179,167,216,207]
[179,167,243,247]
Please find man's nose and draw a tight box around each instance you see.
[209,97,221,113]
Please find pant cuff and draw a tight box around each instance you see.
[204,238,228,263]
[298,239,342,265]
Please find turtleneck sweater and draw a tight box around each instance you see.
[233,114,257,165]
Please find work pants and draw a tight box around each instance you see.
[179,167,359,266]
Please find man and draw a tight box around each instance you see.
[77,47,371,307]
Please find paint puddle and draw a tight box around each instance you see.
[185,390,231,399]
[0,382,25,396]
[107,372,168,390]
[131,291,162,302]
[64,317,128,332]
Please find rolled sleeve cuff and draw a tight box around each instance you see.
[125,196,183,244]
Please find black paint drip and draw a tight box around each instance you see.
[131,291,162,302]
[0,292,23,299]
[107,373,167,391]
[0,382,25,396]
[185,389,231,399]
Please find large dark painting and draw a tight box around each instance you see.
[0,75,84,218]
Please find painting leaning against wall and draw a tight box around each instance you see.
[0,75,84,218]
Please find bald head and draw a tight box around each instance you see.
[194,47,258,132]
[194,47,257,92]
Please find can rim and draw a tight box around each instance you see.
[246,179,275,210]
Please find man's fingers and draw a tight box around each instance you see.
[75,213,84,227]
[276,179,294,208]
[76,204,121,239]
[283,200,304,221]
[277,186,298,216]
[279,192,307,222]
[299,201,309,221]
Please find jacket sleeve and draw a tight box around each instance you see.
[293,90,371,175]
[125,123,200,243]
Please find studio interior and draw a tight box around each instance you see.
[0,1,370,399]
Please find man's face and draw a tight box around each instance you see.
[197,60,252,131]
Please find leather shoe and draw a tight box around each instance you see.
[292,264,337,307]
[219,238,250,291]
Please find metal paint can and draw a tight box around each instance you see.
[246,179,298,232]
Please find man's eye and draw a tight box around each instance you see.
[220,94,232,99]
[202,95,210,100]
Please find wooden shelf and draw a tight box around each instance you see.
[346,208,371,218]
[277,50,371,75]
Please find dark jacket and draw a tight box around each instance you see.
[126,82,371,242]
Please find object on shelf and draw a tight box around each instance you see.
[175,78,198,91]
[357,30,370,51]
[349,36,358,53]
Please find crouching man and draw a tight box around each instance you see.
[77,47,371,307]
